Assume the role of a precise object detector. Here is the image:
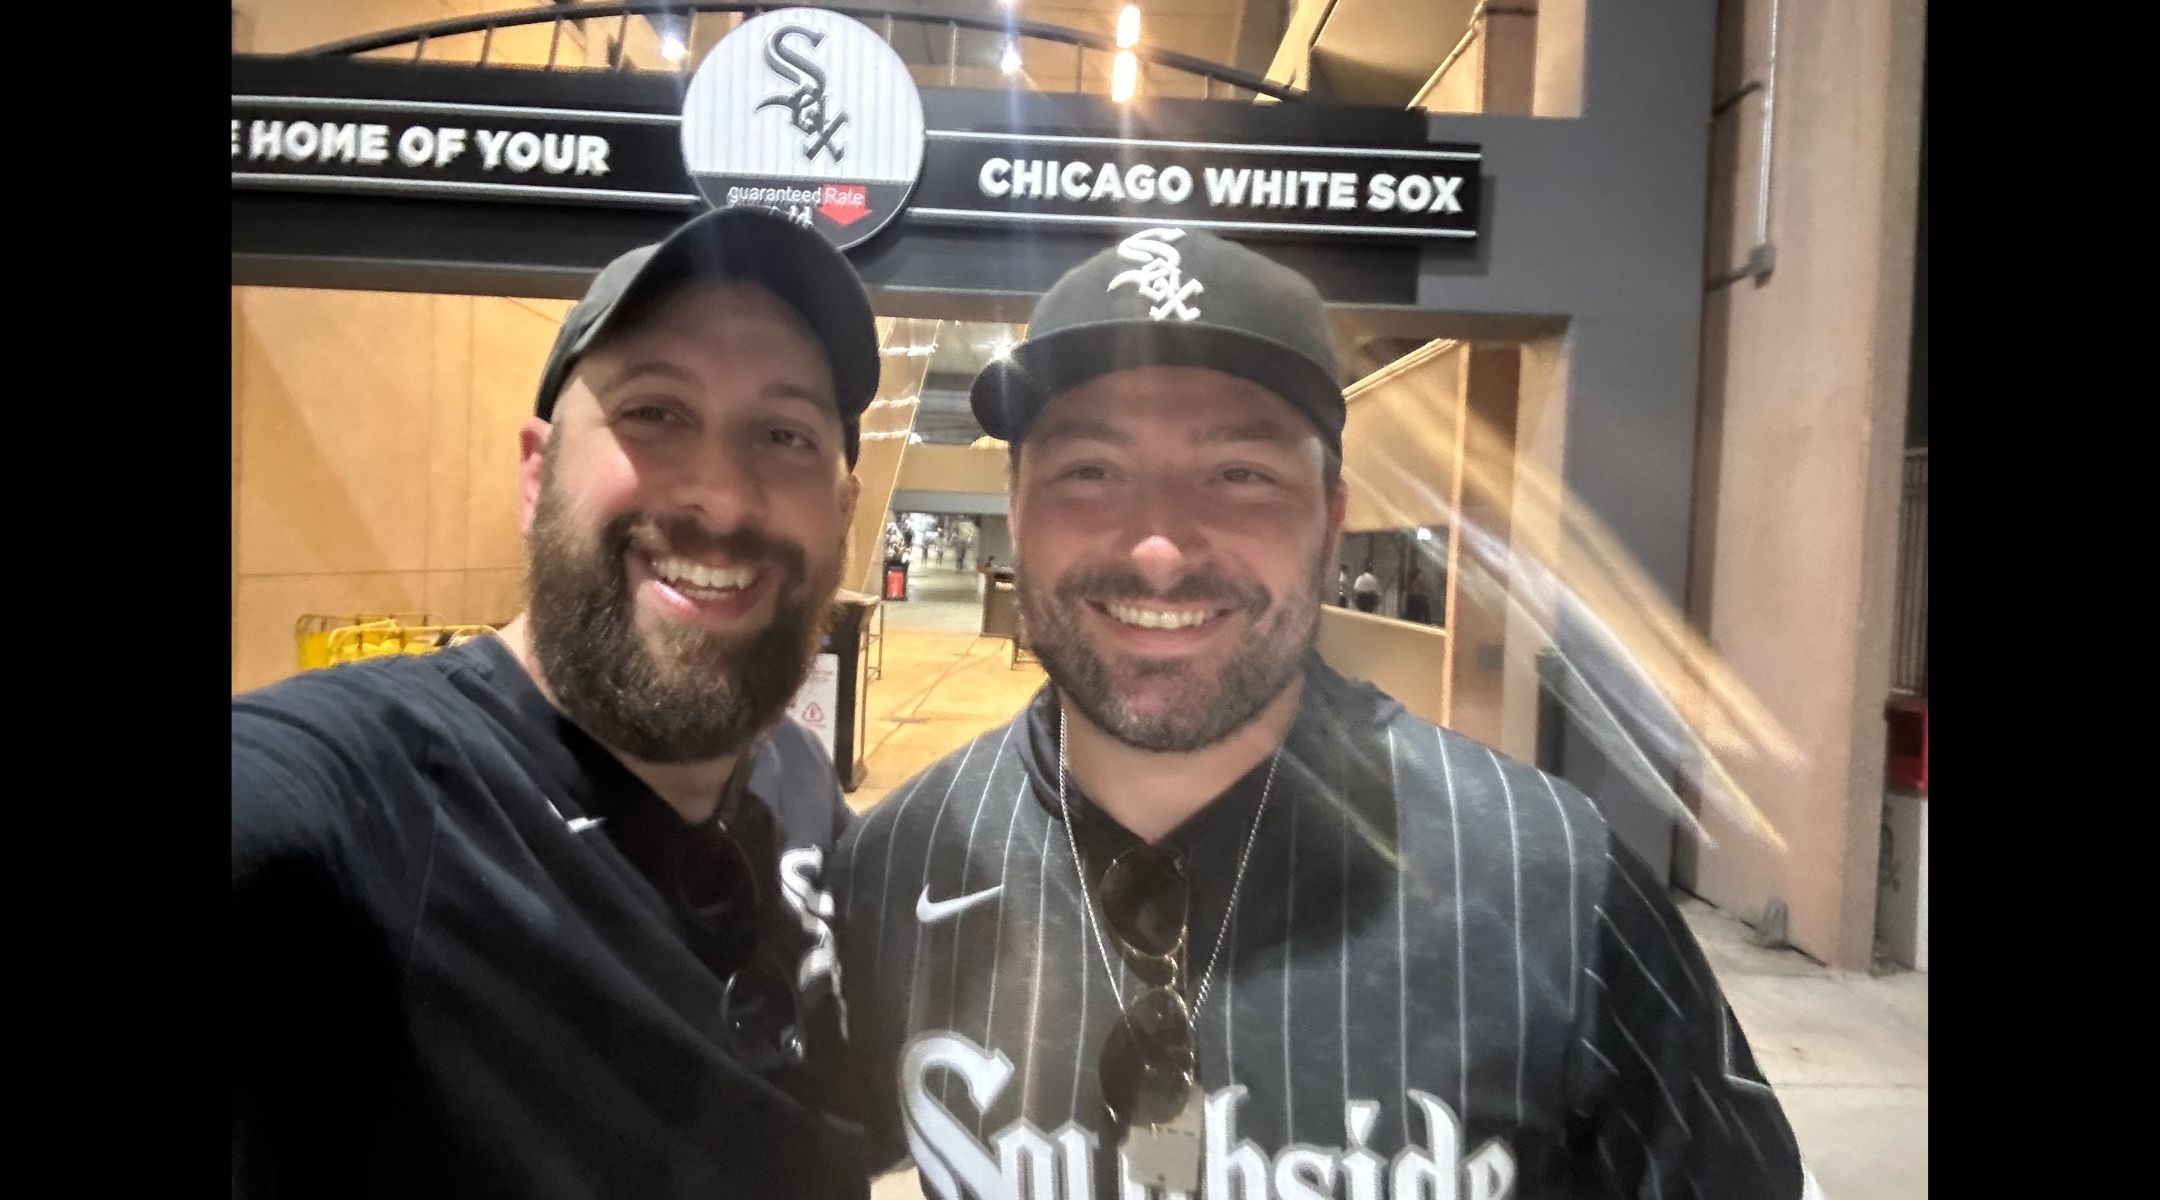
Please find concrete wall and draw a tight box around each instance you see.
[231,287,556,694]
[975,515,1014,572]
[1680,0,1926,966]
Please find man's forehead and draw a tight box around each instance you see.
[1031,372,1316,445]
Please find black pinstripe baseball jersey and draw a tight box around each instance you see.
[824,656,1808,1199]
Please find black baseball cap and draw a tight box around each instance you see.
[534,206,881,465]
[971,227,1344,455]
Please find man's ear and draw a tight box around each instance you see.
[517,417,552,537]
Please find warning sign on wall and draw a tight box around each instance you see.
[789,652,842,762]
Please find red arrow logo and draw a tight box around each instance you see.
[818,184,870,227]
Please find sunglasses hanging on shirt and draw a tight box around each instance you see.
[1059,705,1284,1196]
[605,789,808,1074]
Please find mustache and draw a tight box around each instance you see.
[1051,565,1269,615]
[618,514,806,573]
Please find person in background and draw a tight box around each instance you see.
[1351,562,1382,612]
[1403,568,1435,625]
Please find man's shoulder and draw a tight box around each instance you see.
[232,644,496,773]
[838,715,1030,854]
[746,716,851,850]
[1364,691,1615,868]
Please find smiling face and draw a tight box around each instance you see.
[1010,365,1346,752]
[517,278,860,763]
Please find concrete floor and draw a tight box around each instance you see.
[848,560,1926,1198]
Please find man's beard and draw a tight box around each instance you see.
[1018,546,1328,753]
[524,457,842,763]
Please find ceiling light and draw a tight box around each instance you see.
[1112,50,1137,102]
[1116,5,1141,49]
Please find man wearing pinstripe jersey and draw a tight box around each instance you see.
[822,229,1816,1199]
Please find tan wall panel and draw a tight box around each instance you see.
[1531,0,1585,117]
[1498,333,1569,765]
[233,291,245,679]
[465,298,558,572]
[235,288,437,577]
[1684,0,1925,966]
[424,571,470,628]
[1417,33,1483,114]
[894,444,1010,496]
[1342,343,1464,533]
[427,295,474,571]
[1318,607,1449,729]
[467,568,528,627]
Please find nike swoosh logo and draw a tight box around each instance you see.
[917,884,1003,924]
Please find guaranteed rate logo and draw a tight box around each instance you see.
[681,7,925,251]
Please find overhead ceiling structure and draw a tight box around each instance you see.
[1265,0,1486,107]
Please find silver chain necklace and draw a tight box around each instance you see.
[1057,705,1283,1016]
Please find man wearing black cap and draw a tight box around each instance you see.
[826,227,1818,1198]
[232,207,878,1199]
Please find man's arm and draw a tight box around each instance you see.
[1565,836,1813,1199]
[232,698,387,1200]
[820,815,916,1177]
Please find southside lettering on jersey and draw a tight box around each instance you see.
[826,658,1808,1199]
[904,1032,1515,1200]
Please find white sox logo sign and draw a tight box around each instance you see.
[758,25,849,163]
[680,8,925,250]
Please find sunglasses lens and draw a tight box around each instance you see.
[1100,846,1188,963]
[722,956,805,1072]
[1099,986,1197,1130]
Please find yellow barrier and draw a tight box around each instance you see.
[295,614,496,670]
[295,613,440,670]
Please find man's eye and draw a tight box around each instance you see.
[767,428,816,450]
[1064,465,1109,482]
[619,404,682,426]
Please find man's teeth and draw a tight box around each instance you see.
[653,556,756,592]
[1105,602,1216,630]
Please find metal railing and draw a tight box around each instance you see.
[1890,448,1927,696]
[295,2,1304,104]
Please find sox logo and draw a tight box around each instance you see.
[1107,228,1205,322]
[759,24,850,163]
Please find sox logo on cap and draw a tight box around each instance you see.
[1107,227,1206,321]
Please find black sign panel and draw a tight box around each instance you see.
[230,95,698,209]
[231,97,1481,243]
[911,131,1480,241]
